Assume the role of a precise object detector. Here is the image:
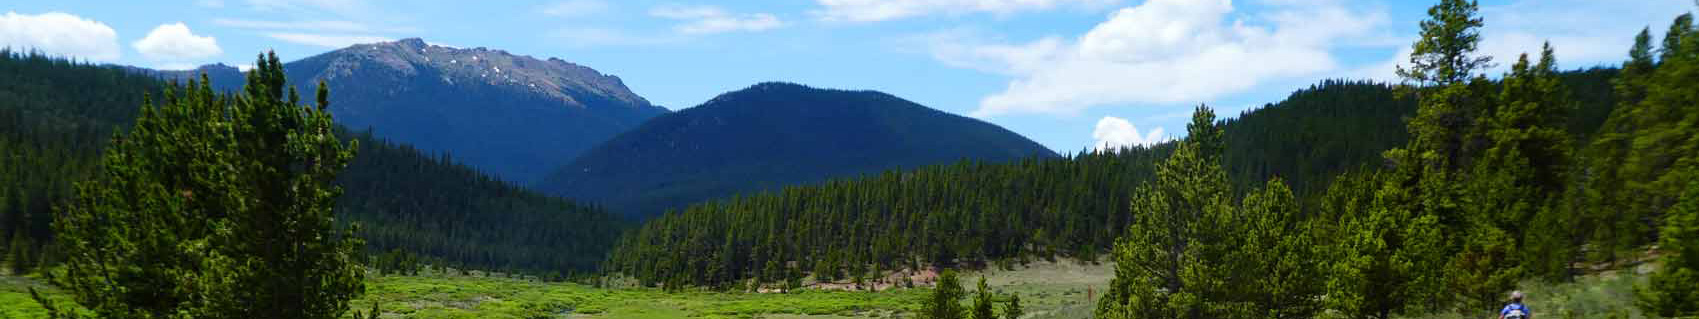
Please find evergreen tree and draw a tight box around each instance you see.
[31,52,364,319]
[1397,0,1492,86]
[1003,294,1022,319]
[1327,148,1449,319]
[920,270,968,319]
[1582,27,1656,265]
[971,276,996,319]
[1096,106,1247,319]
[1637,171,1699,317]
[1400,0,1496,172]
[1237,179,1325,319]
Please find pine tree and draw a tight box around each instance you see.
[1096,106,1244,319]
[1400,0,1495,173]
[1003,294,1023,319]
[1636,171,1699,317]
[1583,27,1657,265]
[31,52,364,319]
[920,270,968,319]
[971,276,996,319]
[1237,179,1324,319]
[1454,44,1575,293]
[1397,0,1492,86]
[1327,148,1449,319]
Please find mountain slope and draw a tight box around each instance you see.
[0,51,625,273]
[536,82,1058,217]
[136,38,667,183]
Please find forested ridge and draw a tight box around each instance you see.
[537,82,1058,219]
[606,146,1170,289]
[0,50,624,275]
[603,73,1620,290]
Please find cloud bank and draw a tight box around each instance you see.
[0,12,120,62]
[929,0,1388,117]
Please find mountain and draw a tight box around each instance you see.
[131,38,668,183]
[536,82,1058,218]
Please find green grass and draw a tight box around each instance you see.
[4,268,930,319]
[0,260,1655,319]
[1,274,56,319]
[1401,267,1653,319]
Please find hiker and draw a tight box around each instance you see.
[1499,291,1531,319]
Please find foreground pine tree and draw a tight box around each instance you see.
[31,52,364,319]
[1638,171,1699,317]
[920,270,968,319]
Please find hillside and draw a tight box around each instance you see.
[135,38,668,183]
[604,71,1625,288]
[1221,70,1617,196]
[0,51,624,274]
[536,82,1058,217]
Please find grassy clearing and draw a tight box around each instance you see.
[0,259,1652,319]
[963,260,1113,319]
[1402,263,1656,319]
[1,274,56,319]
[0,262,1108,319]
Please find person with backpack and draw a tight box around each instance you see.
[1500,291,1531,319]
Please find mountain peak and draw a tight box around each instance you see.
[297,37,658,112]
[538,82,1056,217]
[395,37,428,48]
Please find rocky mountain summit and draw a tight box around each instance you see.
[132,38,668,183]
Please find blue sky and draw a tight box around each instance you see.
[3,0,1695,154]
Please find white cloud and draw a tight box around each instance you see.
[926,0,1388,117]
[541,0,611,18]
[0,12,120,62]
[1093,116,1166,151]
[814,0,1116,22]
[651,4,783,34]
[265,33,390,48]
[133,22,223,61]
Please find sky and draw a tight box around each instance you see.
[3,0,1696,154]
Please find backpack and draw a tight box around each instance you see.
[1504,304,1528,319]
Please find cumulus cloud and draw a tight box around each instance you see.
[814,0,1115,22]
[651,4,783,34]
[541,0,611,18]
[265,33,390,48]
[0,12,121,61]
[1093,116,1166,151]
[133,23,223,61]
[926,0,1388,117]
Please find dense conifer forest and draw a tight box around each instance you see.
[0,50,624,276]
